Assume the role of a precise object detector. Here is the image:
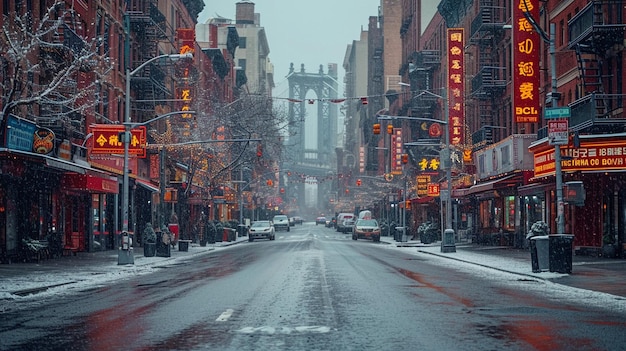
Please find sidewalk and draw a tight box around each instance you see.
[380,235,626,299]
[0,235,249,305]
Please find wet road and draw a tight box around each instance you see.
[1,223,625,350]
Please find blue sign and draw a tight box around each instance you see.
[6,115,37,151]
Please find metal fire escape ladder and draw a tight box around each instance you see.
[127,1,171,116]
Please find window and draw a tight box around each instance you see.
[238,59,247,71]
[501,145,510,167]
[239,37,247,48]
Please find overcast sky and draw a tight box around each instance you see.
[198,0,381,98]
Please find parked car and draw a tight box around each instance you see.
[340,219,355,233]
[273,214,290,231]
[315,216,327,225]
[248,221,275,242]
[352,219,381,242]
[336,213,355,232]
[326,217,336,228]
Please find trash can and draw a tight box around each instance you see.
[237,224,248,237]
[225,228,236,242]
[549,234,574,273]
[143,242,156,257]
[529,235,549,272]
[156,231,171,257]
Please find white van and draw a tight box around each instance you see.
[358,210,372,220]
[336,213,355,233]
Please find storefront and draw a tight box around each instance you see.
[528,134,626,256]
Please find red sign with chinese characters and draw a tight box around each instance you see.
[447,28,464,146]
[513,0,540,123]
[89,125,146,157]
[533,139,626,177]
[177,28,196,121]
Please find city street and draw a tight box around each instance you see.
[1,223,625,351]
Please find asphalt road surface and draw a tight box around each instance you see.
[2,223,625,350]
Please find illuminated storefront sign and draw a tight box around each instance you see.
[391,128,404,174]
[533,139,626,177]
[416,175,431,196]
[89,125,146,157]
[177,28,196,121]
[513,0,540,123]
[447,28,465,145]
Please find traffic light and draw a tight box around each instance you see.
[266,179,273,187]
[405,200,411,210]
[356,179,362,186]
[387,124,393,134]
[373,123,381,135]
[256,144,263,157]
[402,154,409,164]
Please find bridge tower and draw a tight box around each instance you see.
[285,63,339,214]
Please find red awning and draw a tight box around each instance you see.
[61,173,119,194]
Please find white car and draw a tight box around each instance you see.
[248,221,275,242]
[272,214,291,231]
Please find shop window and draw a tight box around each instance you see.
[503,196,515,231]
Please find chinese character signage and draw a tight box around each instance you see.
[416,175,431,196]
[513,0,540,123]
[447,28,465,146]
[533,139,626,177]
[391,128,404,174]
[177,29,196,121]
[89,125,146,157]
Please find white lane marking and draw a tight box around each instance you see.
[216,309,234,322]
[237,326,332,334]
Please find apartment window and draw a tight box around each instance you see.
[238,59,247,71]
[501,145,510,167]
[239,37,247,48]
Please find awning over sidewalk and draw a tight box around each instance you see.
[136,178,160,193]
[61,173,119,194]
[465,175,516,195]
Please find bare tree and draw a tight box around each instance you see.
[0,2,112,136]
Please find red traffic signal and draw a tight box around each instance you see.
[266,179,273,187]
[402,154,409,164]
[356,179,362,186]
[256,144,263,157]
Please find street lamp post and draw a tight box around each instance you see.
[378,89,455,252]
[120,53,192,265]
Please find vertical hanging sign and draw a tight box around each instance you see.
[391,128,404,175]
[447,28,465,146]
[177,29,196,121]
[513,0,540,123]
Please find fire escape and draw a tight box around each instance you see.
[567,0,626,133]
[127,1,172,121]
[407,49,441,137]
[468,0,507,150]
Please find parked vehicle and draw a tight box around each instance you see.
[326,217,336,228]
[352,219,381,242]
[273,214,291,231]
[336,213,355,232]
[315,216,327,225]
[292,216,303,225]
[248,221,275,242]
[340,219,355,233]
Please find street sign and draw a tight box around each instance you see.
[548,120,569,145]
[544,107,571,119]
